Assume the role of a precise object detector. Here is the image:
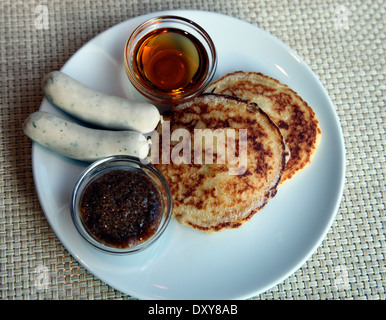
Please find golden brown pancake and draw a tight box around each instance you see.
[152,94,286,232]
[205,71,321,185]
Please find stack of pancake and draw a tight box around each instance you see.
[153,71,321,233]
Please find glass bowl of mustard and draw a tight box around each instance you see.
[70,155,172,254]
[124,15,217,104]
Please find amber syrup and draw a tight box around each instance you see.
[133,28,209,95]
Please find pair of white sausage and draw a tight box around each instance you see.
[23,71,160,161]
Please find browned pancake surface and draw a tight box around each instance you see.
[205,71,321,184]
[153,94,285,232]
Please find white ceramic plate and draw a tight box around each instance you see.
[33,10,345,299]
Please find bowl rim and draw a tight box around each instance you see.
[124,15,218,104]
[70,155,173,255]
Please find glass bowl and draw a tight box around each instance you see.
[70,155,172,255]
[124,15,217,104]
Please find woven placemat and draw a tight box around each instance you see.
[0,0,384,299]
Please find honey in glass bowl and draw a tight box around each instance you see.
[125,16,217,105]
[134,28,208,94]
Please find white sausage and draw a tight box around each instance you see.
[42,71,160,133]
[23,111,150,161]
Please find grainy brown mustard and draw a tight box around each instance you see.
[80,170,162,248]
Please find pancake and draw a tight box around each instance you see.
[152,94,286,232]
[205,71,321,185]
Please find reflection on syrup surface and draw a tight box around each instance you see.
[133,28,209,95]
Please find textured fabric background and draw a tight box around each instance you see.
[0,0,384,299]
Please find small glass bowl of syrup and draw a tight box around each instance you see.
[124,15,217,104]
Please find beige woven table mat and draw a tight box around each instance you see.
[0,0,384,300]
